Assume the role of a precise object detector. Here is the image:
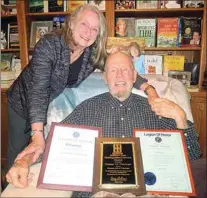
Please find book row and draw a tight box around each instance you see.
[115,0,204,9]
[27,0,205,13]
[115,17,202,48]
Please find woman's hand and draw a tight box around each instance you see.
[16,132,45,163]
[6,157,34,188]
[146,86,159,105]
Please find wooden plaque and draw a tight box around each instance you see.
[92,137,146,196]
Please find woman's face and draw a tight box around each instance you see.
[130,46,139,57]
[118,20,127,31]
[71,10,100,49]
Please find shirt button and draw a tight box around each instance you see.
[112,107,114,109]
[128,108,130,110]
[122,135,125,137]
[121,118,124,121]
[187,146,190,149]
[184,133,187,137]
[120,104,123,107]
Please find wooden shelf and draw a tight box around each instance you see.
[1,49,20,52]
[1,13,17,18]
[115,8,204,17]
[26,11,70,16]
[145,47,201,51]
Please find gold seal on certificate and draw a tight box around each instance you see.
[92,138,146,196]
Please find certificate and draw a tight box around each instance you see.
[133,129,196,196]
[37,122,101,192]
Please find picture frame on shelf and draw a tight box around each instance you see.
[30,21,53,48]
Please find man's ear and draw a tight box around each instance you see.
[103,72,108,84]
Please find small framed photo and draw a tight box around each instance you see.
[30,21,53,48]
[168,70,191,88]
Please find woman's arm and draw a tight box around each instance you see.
[134,75,159,104]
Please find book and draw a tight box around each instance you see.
[28,0,44,13]
[106,37,145,54]
[162,0,182,8]
[157,17,179,47]
[48,0,64,12]
[135,18,156,47]
[183,0,204,8]
[163,55,185,76]
[1,53,13,71]
[88,0,105,10]
[115,18,136,37]
[136,0,158,9]
[115,0,135,9]
[68,0,87,12]
[7,22,19,49]
[180,17,202,47]
[144,55,163,74]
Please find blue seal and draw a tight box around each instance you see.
[144,172,156,185]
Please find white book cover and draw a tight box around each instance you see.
[144,55,163,75]
[136,0,158,9]
[88,0,105,10]
[135,18,156,47]
[183,0,204,8]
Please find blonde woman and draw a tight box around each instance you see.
[7,5,159,172]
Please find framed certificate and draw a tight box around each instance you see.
[37,122,102,192]
[133,129,196,196]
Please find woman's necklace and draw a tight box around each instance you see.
[70,49,84,64]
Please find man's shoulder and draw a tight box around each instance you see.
[78,93,109,107]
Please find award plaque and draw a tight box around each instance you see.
[92,138,146,196]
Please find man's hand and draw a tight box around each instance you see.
[6,159,33,188]
[16,132,45,163]
[151,98,188,129]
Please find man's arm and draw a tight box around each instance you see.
[6,153,34,188]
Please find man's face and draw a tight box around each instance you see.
[70,10,100,48]
[104,52,137,101]
[193,32,200,41]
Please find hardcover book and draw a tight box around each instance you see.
[106,37,145,55]
[28,0,44,13]
[7,22,19,49]
[135,18,156,47]
[144,55,163,75]
[48,0,64,12]
[68,0,87,12]
[162,0,182,8]
[183,0,204,8]
[115,18,136,37]
[163,55,185,76]
[180,17,202,47]
[157,17,179,47]
[88,0,105,10]
[115,0,135,9]
[136,0,158,9]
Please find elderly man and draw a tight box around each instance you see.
[6,52,201,197]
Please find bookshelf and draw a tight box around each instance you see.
[1,1,206,166]
[7,1,205,91]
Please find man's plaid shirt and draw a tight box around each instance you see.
[63,92,201,160]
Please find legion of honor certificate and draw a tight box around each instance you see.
[134,129,196,196]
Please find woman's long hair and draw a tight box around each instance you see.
[62,4,108,70]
